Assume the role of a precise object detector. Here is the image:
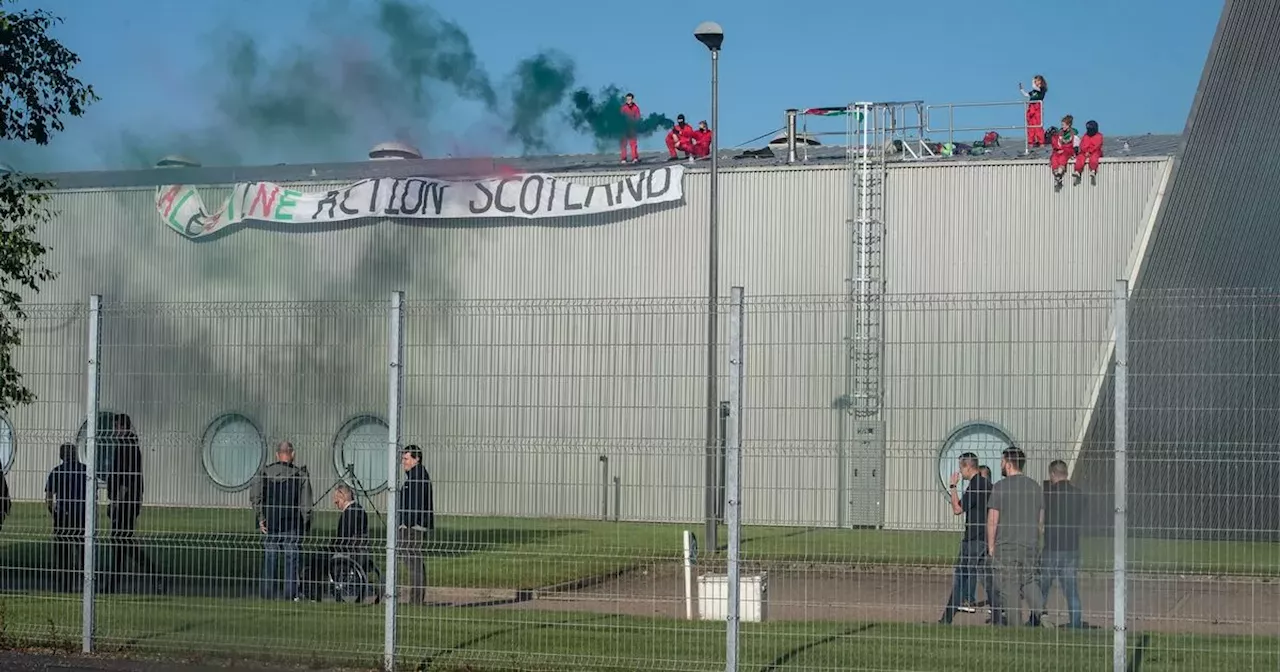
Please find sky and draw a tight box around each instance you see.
[2,0,1223,172]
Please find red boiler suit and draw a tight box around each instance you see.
[620,102,641,161]
[666,123,696,157]
[1075,131,1104,173]
[1025,99,1045,147]
[690,128,712,158]
[1050,128,1080,172]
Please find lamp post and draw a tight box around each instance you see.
[694,20,724,554]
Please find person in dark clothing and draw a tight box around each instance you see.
[398,444,434,605]
[1040,459,1085,628]
[45,443,88,588]
[104,413,163,593]
[0,464,11,531]
[331,484,369,557]
[249,441,313,601]
[940,452,994,624]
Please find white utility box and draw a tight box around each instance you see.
[696,572,769,622]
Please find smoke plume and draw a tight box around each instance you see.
[93,0,672,168]
[568,86,675,152]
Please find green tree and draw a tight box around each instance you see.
[0,1,96,412]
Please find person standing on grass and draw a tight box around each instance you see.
[104,413,165,594]
[0,461,10,532]
[397,445,434,606]
[939,452,994,624]
[45,442,87,589]
[250,441,313,602]
[1040,459,1084,628]
[986,446,1049,627]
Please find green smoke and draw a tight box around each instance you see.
[101,0,671,168]
[567,85,674,152]
[506,52,576,154]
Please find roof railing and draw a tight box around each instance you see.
[778,99,1035,163]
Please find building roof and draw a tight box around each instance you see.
[28,132,1183,192]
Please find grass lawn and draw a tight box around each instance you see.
[1,503,1275,594]
[0,593,1274,672]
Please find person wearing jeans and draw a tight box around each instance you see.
[1041,459,1085,628]
[250,441,313,601]
[939,452,993,624]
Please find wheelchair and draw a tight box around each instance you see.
[300,551,382,604]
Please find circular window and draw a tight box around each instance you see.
[937,421,1014,495]
[333,415,390,494]
[75,410,122,480]
[0,414,14,474]
[202,413,267,491]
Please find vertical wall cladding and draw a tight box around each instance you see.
[18,167,850,519]
[878,159,1169,530]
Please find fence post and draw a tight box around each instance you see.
[1112,279,1129,672]
[81,294,102,654]
[724,286,745,672]
[384,290,405,672]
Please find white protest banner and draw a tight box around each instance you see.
[155,165,686,240]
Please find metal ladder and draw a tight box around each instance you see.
[846,102,886,419]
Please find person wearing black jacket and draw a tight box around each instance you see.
[397,445,434,605]
[104,413,163,593]
[0,461,11,531]
[249,441,313,601]
[45,443,87,588]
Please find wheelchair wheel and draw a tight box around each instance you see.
[328,555,380,604]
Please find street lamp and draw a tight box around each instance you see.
[694,20,723,554]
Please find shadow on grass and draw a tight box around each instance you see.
[758,624,877,672]
[411,613,618,672]
[0,527,578,595]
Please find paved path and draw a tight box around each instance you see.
[501,565,1280,637]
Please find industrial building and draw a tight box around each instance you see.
[0,0,1275,538]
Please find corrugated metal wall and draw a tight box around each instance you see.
[5,159,1170,530]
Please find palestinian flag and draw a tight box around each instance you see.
[802,107,865,121]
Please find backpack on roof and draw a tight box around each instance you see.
[983,131,1000,147]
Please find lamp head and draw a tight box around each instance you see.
[694,21,724,51]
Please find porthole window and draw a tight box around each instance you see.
[202,413,267,491]
[0,414,14,474]
[936,421,1015,495]
[332,415,390,494]
[75,410,122,480]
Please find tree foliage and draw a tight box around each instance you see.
[0,0,97,412]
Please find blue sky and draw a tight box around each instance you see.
[5,0,1222,171]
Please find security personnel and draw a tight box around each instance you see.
[249,441,313,601]
[105,413,164,593]
[45,442,87,589]
[397,444,434,605]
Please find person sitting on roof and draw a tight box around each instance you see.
[1073,120,1103,187]
[689,120,713,159]
[666,115,697,161]
[1049,114,1080,192]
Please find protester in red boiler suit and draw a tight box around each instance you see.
[1019,75,1048,148]
[689,120,713,159]
[1073,120,1104,187]
[666,115,696,161]
[1049,115,1080,192]
[620,92,642,164]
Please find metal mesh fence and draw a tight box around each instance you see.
[0,289,1276,671]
